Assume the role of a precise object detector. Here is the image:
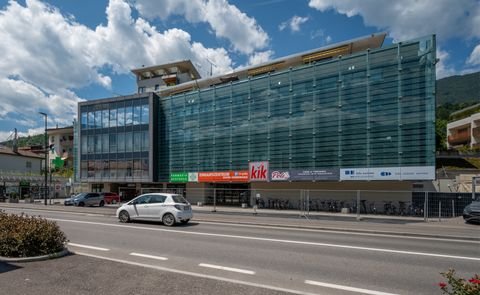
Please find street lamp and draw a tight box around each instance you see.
[39,112,48,206]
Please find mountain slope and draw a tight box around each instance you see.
[436,72,480,106]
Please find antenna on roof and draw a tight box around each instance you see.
[206,59,217,76]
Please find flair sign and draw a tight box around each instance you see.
[249,161,269,182]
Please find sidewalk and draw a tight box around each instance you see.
[0,200,478,241]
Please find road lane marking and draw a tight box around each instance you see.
[195,221,479,244]
[2,207,476,244]
[72,251,318,295]
[199,263,255,275]
[52,218,480,262]
[305,280,398,295]
[68,242,109,251]
[130,252,168,261]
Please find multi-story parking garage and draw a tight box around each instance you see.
[76,33,436,204]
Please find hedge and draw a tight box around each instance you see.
[0,211,68,258]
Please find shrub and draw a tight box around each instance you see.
[439,269,480,295]
[0,210,68,258]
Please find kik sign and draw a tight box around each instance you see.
[249,161,269,182]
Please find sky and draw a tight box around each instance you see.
[0,0,479,142]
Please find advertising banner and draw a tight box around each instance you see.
[340,166,435,181]
[249,161,269,182]
[170,172,188,183]
[270,170,291,181]
[270,169,339,181]
[198,171,249,183]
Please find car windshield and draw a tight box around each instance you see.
[171,195,187,204]
[75,193,87,198]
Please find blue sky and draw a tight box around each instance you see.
[0,0,479,142]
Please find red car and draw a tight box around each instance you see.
[100,192,120,204]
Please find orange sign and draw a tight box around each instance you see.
[198,171,249,182]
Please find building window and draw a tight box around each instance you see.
[154,84,159,91]
[138,87,146,93]
[26,161,32,168]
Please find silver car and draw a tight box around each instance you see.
[65,192,104,207]
[116,193,192,226]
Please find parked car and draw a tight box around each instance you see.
[64,192,104,207]
[463,199,480,224]
[100,192,120,204]
[116,193,192,226]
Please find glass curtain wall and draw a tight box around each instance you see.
[159,35,436,181]
[79,97,151,181]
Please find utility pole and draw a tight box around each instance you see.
[39,112,48,206]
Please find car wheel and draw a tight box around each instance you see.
[78,202,85,207]
[99,200,105,207]
[181,219,190,224]
[119,210,130,223]
[162,213,176,226]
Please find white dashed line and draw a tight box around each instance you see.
[199,263,255,275]
[68,242,110,251]
[130,252,168,261]
[73,252,318,295]
[305,280,399,295]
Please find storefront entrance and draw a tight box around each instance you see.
[211,183,250,206]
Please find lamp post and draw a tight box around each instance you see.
[39,112,48,206]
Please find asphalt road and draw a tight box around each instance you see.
[1,207,479,295]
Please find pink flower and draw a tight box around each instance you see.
[438,282,447,288]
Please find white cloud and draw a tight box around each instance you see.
[436,48,456,79]
[467,43,480,66]
[310,29,332,45]
[308,0,480,42]
[0,0,238,137]
[134,0,269,54]
[279,15,309,32]
[247,50,275,66]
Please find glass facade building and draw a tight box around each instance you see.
[78,93,155,183]
[160,35,436,181]
[77,35,436,185]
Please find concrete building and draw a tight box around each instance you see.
[76,33,437,203]
[47,126,74,170]
[446,103,480,150]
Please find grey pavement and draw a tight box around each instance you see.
[0,199,478,241]
[0,254,289,295]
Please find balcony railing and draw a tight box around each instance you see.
[448,133,471,145]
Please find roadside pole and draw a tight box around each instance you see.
[212,188,217,212]
[356,190,361,221]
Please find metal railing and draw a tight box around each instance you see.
[138,187,477,222]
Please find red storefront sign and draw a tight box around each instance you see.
[249,161,269,182]
[198,171,249,182]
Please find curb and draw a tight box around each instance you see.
[0,248,70,263]
[192,218,480,242]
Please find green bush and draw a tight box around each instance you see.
[0,210,68,258]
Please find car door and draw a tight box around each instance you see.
[131,195,152,219]
[87,193,100,206]
[83,193,93,206]
[145,195,167,219]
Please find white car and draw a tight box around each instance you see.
[116,193,192,226]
